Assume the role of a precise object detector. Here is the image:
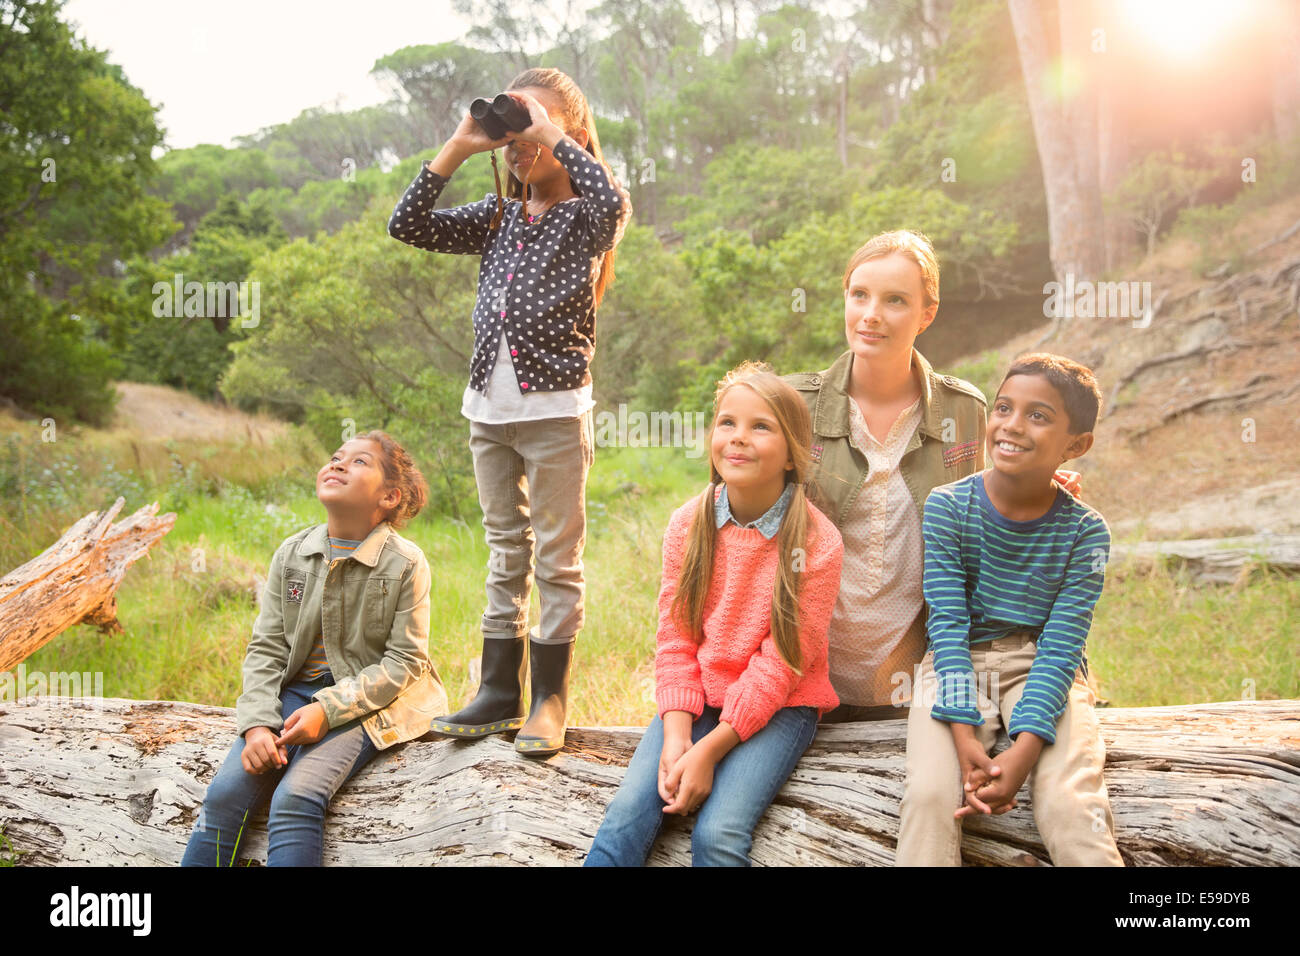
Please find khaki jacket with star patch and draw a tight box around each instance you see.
[782,348,988,527]
[235,521,447,750]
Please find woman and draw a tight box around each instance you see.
[784,230,1078,721]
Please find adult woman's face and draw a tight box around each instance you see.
[843,253,937,366]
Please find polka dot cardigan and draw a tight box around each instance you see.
[387,136,632,394]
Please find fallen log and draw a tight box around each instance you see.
[0,498,175,672]
[1110,534,1300,584]
[0,696,1296,866]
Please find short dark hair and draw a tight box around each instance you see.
[999,353,1102,433]
[356,430,428,528]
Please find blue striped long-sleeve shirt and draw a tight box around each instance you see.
[921,473,1109,743]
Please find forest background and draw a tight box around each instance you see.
[2,0,1297,727]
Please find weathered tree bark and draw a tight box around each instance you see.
[1008,0,1107,284]
[0,498,176,672]
[1,696,1295,866]
[1111,535,1300,585]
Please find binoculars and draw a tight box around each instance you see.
[470,94,531,141]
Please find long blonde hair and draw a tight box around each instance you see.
[670,362,817,674]
[487,67,620,307]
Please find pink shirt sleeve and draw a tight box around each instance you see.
[720,511,843,740]
[654,500,708,718]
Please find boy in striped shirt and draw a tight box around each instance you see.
[896,353,1123,866]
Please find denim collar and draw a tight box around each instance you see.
[714,482,794,540]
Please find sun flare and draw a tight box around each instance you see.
[1119,0,1250,58]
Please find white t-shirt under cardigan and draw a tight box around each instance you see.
[387,135,631,423]
[461,335,595,424]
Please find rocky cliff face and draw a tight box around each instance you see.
[950,202,1300,542]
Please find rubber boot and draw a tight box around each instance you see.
[431,635,527,738]
[515,639,573,757]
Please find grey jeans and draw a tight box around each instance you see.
[468,411,594,645]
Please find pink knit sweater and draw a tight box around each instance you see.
[654,489,843,741]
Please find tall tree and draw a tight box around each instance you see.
[236,104,423,180]
[590,0,704,225]
[371,42,501,151]
[450,0,597,82]
[1270,0,1300,142]
[1007,0,1105,283]
[0,0,176,423]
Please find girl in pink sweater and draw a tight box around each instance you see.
[585,362,842,866]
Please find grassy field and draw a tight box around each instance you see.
[5,408,1297,725]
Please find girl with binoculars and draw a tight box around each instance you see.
[388,68,631,757]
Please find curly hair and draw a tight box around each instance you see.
[356,430,429,528]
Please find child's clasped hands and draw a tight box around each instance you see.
[240,702,330,774]
[951,724,1047,818]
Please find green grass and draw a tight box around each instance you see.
[9,428,1298,727]
[17,444,706,727]
[0,827,22,866]
[1090,561,1297,708]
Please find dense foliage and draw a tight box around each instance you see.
[3,0,1290,514]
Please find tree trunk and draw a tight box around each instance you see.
[1008,0,1107,282]
[0,498,176,673]
[1,696,1295,866]
[1271,0,1300,142]
[1096,2,1136,271]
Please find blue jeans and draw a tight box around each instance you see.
[584,705,818,867]
[181,672,378,867]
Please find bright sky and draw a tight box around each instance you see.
[62,0,475,152]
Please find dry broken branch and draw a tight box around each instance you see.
[0,498,176,672]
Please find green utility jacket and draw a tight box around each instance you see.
[783,348,988,527]
[236,521,447,750]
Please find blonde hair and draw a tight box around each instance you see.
[487,67,621,307]
[670,362,818,675]
[842,230,940,308]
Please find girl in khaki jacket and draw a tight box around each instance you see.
[182,431,446,867]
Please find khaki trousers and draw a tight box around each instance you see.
[896,634,1123,866]
[468,411,594,645]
